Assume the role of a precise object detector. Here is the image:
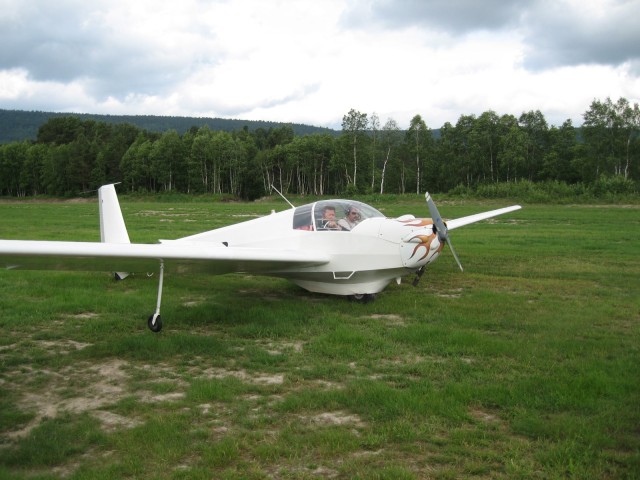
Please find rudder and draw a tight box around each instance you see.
[98,184,130,280]
[99,184,130,244]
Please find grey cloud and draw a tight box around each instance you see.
[0,4,96,82]
[342,0,531,34]
[342,0,640,71]
[0,2,206,100]
[521,1,640,70]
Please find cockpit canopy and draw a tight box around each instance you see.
[293,200,384,231]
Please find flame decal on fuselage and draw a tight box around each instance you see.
[407,233,441,261]
[395,217,443,269]
[397,218,434,228]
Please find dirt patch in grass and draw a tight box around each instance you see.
[134,210,192,217]
[201,367,284,385]
[469,407,501,424]
[64,312,100,319]
[0,344,17,353]
[92,410,143,432]
[138,391,186,403]
[36,339,92,354]
[305,411,366,428]
[313,379,345,390]
[260,340,304,355]
[367,314,406,326]
[182,297,205,307]
[5,360,130,438]
[2,353,221,442]
[434,288,464,298]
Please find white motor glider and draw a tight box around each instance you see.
[0,185,521,332]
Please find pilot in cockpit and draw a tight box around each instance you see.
[337,205,360,231]
[319,205,340,230]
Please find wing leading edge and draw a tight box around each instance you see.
[445,205,521,230]
[0,240,329,275]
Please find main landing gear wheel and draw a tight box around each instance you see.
[147,261,165,333]
[148,314,162,332]
[348,293,376,303]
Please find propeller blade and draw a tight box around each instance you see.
[447,237,464,272]
[425,192,463,272]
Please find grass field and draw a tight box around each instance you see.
[0,195,639,479]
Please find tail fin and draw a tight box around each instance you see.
[98,184,130,280]
[99,184,130,244]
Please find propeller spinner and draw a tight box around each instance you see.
[425,192,464,272]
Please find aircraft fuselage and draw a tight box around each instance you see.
[175,204,441,296]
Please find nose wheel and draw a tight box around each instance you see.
[348,293,376,303]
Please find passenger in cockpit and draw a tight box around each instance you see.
[319,205,340,230]
[338,206,360,231]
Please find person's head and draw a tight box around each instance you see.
[322,206,336,220]
[346,207,359,220]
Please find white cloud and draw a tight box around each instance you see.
[0,68,30,98]
[0,0,639,129]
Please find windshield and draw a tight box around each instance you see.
[293,200,384,231]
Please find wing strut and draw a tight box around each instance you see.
[147,261,164,332]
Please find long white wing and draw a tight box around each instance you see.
[0,240,329,275]
[446,205,521,231]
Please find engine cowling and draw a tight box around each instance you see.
[400,225,443,269]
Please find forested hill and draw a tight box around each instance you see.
[0,109,337,143]
[1,98,637,200]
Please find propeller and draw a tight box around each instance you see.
[425,192,464,272]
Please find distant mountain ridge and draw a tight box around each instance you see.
[0,109,338,143]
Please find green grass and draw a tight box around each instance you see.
[1,196,639,479]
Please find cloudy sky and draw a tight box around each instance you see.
[1,0,639,129]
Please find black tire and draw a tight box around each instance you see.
[147,314,163,333]
[348,293,376,303]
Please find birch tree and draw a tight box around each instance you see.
[341,109,368,190]
[407,114,431,194]
[370,112,380,192]
[379,118,401,194]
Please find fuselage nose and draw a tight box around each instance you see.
[399,224,443,269]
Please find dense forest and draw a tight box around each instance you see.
[0,97,638,199]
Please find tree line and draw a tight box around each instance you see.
[0,97,638,199]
